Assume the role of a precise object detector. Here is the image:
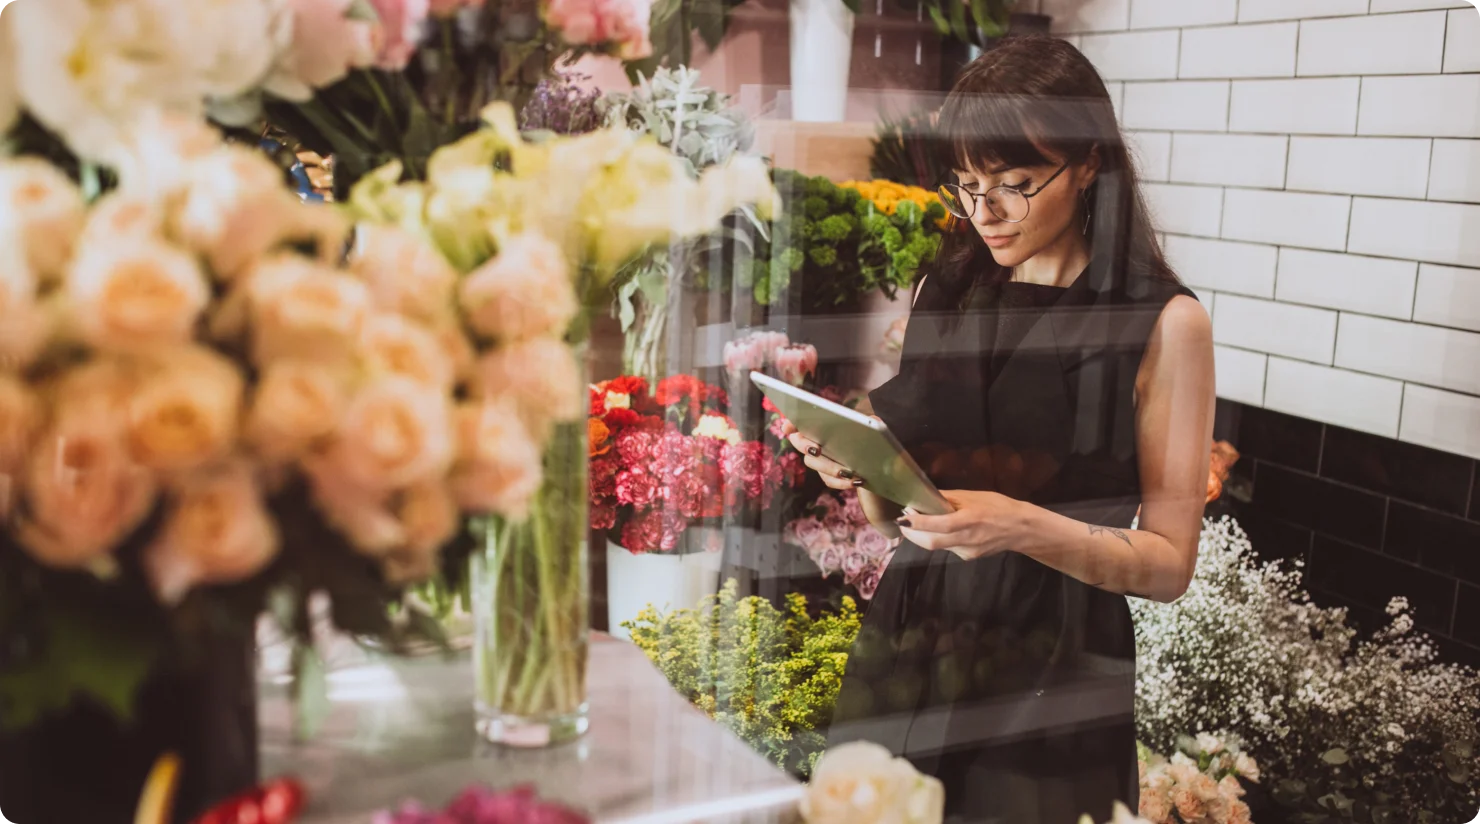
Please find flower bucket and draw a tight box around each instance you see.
[606,537,724,640]
[789,0,855,122]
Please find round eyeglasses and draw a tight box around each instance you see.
[937,162,1071,223]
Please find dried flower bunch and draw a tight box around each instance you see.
[1132,517,1480,816]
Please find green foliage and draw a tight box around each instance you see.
[625,579,862,776]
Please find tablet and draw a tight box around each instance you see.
[751,371,953,516]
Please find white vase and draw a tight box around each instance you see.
[606,539,724,640]
[789,0,855,123]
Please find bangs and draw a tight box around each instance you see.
[936,91,1113,176]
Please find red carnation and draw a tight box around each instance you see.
[590,455,619,500]
[615,469,659,507]
[606,375,650,398]
[616,428,661,466]
[653,375,704,407]
[620,509,664,553]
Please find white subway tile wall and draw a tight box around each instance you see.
[1178,23,1298,79]
[1073,0,1480,458]
[1229,78,1360,135]
[1286,137,1432,199]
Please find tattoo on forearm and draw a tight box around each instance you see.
[1088,524,1134,549]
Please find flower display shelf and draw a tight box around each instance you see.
[258,633,803,823]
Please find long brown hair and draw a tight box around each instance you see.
[924,35,1180,310]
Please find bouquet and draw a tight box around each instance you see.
[1137,735,1259,824]
[784,490,896,601]
[589,374,797,553]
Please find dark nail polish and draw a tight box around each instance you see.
[807,446,820,457]
[897,518,912,527]
[852,478,865,488]
[838,469,855,480]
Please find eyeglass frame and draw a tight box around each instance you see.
[939,161,1072,223]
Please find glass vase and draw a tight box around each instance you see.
[471,418,590,747]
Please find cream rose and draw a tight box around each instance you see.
[359,314,455,390]
[0,157,86,282]
[474,338,583,441]
[126,347,244,473]
[247,255,373,366]
[802,742,943,824]
[348,224,458,323]
[144,461,281,604]
[246,360,350,463]
[449,399,542,519]
[323,376,454,492]
[459,233,576,342]
[17,418,157,570]
[66,239,210,352]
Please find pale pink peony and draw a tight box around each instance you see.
[771,343,818,386]
[544,0,653,58]
[367,0,431,70]
[449,400,543,519]
[144,462,281,604]
[475,338,584,441]
[349,224,458,324]
[359,313,456,390]
[321,376,455,492]
[459,233,576,342]
[0,158,86,282]
[124,347,244,474]
[267,0,378,101]
[247,256,373,366]
[17,416,157,570]
[246,360,352,463]
[66,239,210,352]
[429,0,485,14]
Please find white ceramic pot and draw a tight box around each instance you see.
[789,0,855,123]
[606,538,724,640]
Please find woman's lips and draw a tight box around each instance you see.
[982,234,1016,248]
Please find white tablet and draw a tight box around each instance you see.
[751,371,953,516]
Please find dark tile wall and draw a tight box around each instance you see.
[1213,399,1480,669]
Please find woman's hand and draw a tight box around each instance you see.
[782,421,863,492]
[896,490,1025,561]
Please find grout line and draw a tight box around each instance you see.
[1353,75,1363,137]
[1342,195,1354,253]
[1441,8,1451,73]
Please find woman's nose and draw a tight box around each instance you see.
[971,202,1001,228]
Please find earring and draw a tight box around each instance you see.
[1080,188,1093,234]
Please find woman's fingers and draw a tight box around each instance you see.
[786,432,815,453]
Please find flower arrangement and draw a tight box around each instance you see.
[839,179,952,231]
[590,374,795,553]
[1137,734,1260,824]
[374,785,590,824]
[625,578,862,776]
[784,490,896,601]
[799,741,945,824]
[1132,518,1480,818]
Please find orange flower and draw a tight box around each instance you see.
[589,418,612,457]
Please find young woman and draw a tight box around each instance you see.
[788,36,1215,823]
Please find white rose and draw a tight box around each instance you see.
[247,255,373,366]
[802,742,940,824]
[184,0,284,113]
[0,157,86,282]
[66,239,210,353]
[459,233,576,342]
[144,461,281,604]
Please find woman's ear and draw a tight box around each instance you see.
[1080,145,1103,189]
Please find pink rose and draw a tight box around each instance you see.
[126,347,245,474]
[350,224,458,325]
[144,461,280,604]
[367,0,431,70]
[543,0,652,58]
[815,490,842,517]
[814,546,843,577]
[267,0,377,101]
[841,491,867,525]
[854,527,891,560]
[475,338,583,441]
[620,509,663,553]
[787,516,827,550]
[66,238,210,353]
[246,359,351,464]
[359,313,456,390]
[460,233,576,342]
[450,400,542,519]
[840,551,866,581]
[324,376,455,492]
[771,343,818,386]
[855,563,884,600]
[823,512,852,542]
[247,256,373,367]
[615,469,659,507]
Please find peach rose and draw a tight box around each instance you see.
[322,376,454,492]
[474,338,583,441]
[0,246,50,371]
[0,375,41,514]
[246,360,351,463]
[79,193,165,247]
[126,347,245,474]
[66,239,210,352]
[348,224,458,324]
[0,158,86,282]
[359,314,455,390]
[109,110,224,198]
[449,399,542,519]
[459,233,576,342]
[17,418,156,570]
[247,256,373,367]
[303,455,405,556]
[398,480,458,555]
[144,462,281,604]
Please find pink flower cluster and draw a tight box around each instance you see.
[543,0,654,60]
[1139,737,1259,824]
[723,330,818,387]
[375,785,589,824]
[783,490,896,600]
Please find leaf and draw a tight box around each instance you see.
[293,644,329,741]
[617,278,640,331]
[1322,748,1351,766]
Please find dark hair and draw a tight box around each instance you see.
[923,35,1180,310]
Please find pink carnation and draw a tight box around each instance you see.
[614,470,658,508]
[771,343,818,386]
[768,414,791,442]
[620,509,663,553]
[590,455,619,500]
[655,430,698,479]
[665,471,708,520]
[591,502,617,531]
[616,428,660,466]
[658,511,688,552]
[721,441,782,508]
[543,0,653,59]
[779,451,807,488]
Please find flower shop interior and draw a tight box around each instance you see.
[0,0,1478,823]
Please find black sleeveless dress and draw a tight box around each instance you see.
[828,255,1195,824]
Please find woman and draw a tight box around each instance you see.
[789,37,1215,823]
